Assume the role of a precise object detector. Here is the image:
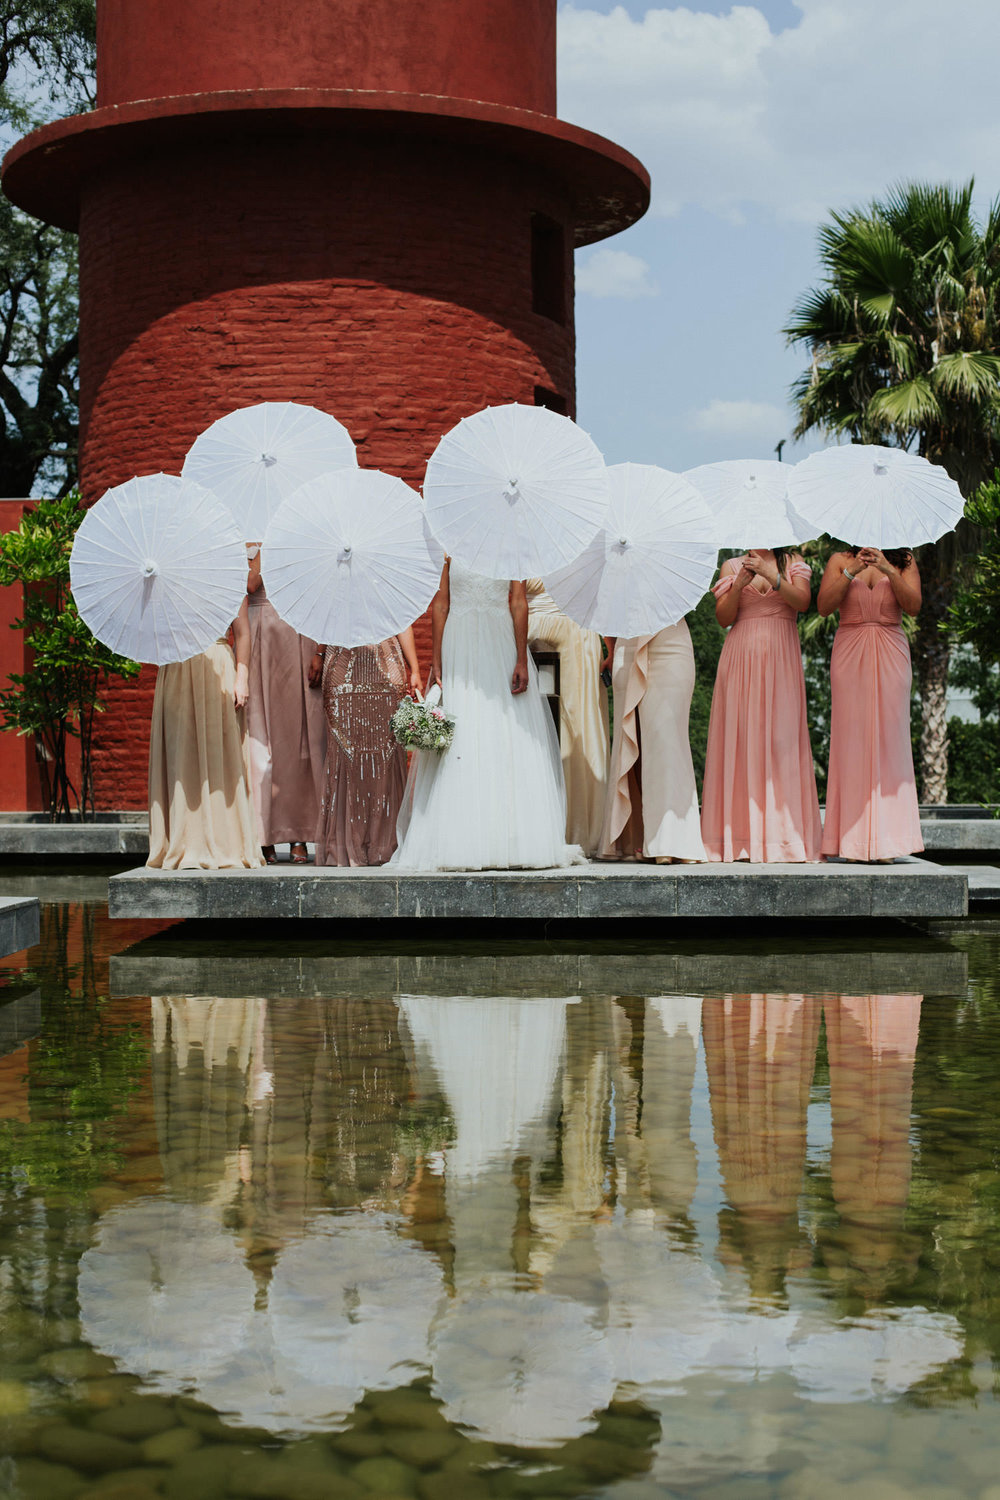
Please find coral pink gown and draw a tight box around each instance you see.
[701,560,822,862]
[821,575,923,861]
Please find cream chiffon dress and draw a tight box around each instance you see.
[600,622,707,862]
[147,641,264,870]
[526,581,610,855]
[393,564,583,871]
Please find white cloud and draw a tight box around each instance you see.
[576,247,659,298]
[557,1,998,223]
[691,398,787,438]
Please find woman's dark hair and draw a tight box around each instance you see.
[847,544,913,570]
[773,546,790,577]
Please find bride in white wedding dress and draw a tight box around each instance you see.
[393,560,584,871]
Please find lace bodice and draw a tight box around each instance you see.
[448,560,510,617]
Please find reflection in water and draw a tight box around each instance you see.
[73,984,966,1444]
[824,994,922,1302]
[704,993,821,1299]
[3,917,1000,1497]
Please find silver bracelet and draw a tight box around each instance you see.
[843,569,855,581]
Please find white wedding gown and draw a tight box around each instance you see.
[393,564,584,870]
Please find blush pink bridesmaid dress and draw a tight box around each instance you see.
[701,560,822,862]
[821,575,923,861]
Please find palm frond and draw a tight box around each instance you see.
[867,377,942,428]
[930,351,1000,400]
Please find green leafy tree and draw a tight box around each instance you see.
[0,196,79,495]
[0,1,94,495]
[0,0,95,128]
[688,590,725,791]
[785,181,1000,802]
[947,475,1000,804]
[949,472,1000,668]
[0,490,139,817]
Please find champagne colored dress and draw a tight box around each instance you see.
[315,640,408,867]
[526,580,610,854]
[701,560,822,862]
[246,586,326,847]
[822,575,923,861]
[147,641,264,870]
[600,622,707,861]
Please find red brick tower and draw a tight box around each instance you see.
[2,0,648,809]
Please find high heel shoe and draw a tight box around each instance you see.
[290,842,309,864]
[262,845,277,865]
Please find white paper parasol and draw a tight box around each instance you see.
[684,458,813,548]
[545,463,718,638]
[270,1211,442,1400]
[786,444,965,548]
[69,473,248,664]
[261,468,442,647]
[422,403,610,580]
[79,1198,442,1434]
[78,1197,256,1389]
[182,401,357,542]
[432,1288,615,1447]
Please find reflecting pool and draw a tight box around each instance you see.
[1,897,999,1499]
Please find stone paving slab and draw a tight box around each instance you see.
[107,859,968,923]
[109,943,969,1003]
[0,821,148,856]
[952,865,1000,905]
[919,821,1000,853]
[0,896,40,957]
[1,815,995,857]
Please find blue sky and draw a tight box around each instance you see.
[560,0,998,471]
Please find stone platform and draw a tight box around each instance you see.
[0,813,147,857]
[4,811,998,859]
[109,936,968,1003]
[107,858,968,924]
[0,896,40,956]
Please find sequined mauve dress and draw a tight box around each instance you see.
[701,560,822,862]
[315,639,408,866]
[822,574,923,861]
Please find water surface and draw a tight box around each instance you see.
[1,898,999,1499]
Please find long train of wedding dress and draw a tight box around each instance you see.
[393,564,583,870]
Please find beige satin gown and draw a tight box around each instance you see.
[600,622,707,861]
[527,581,610,855]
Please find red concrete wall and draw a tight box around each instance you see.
[0,501,44,811]
[97,0,557,115]
[78,135,575,807]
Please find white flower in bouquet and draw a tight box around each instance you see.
[391,689,456,752]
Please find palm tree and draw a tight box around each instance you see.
[785,181,1000,801]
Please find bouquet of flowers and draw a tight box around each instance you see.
[391,684,456,753]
